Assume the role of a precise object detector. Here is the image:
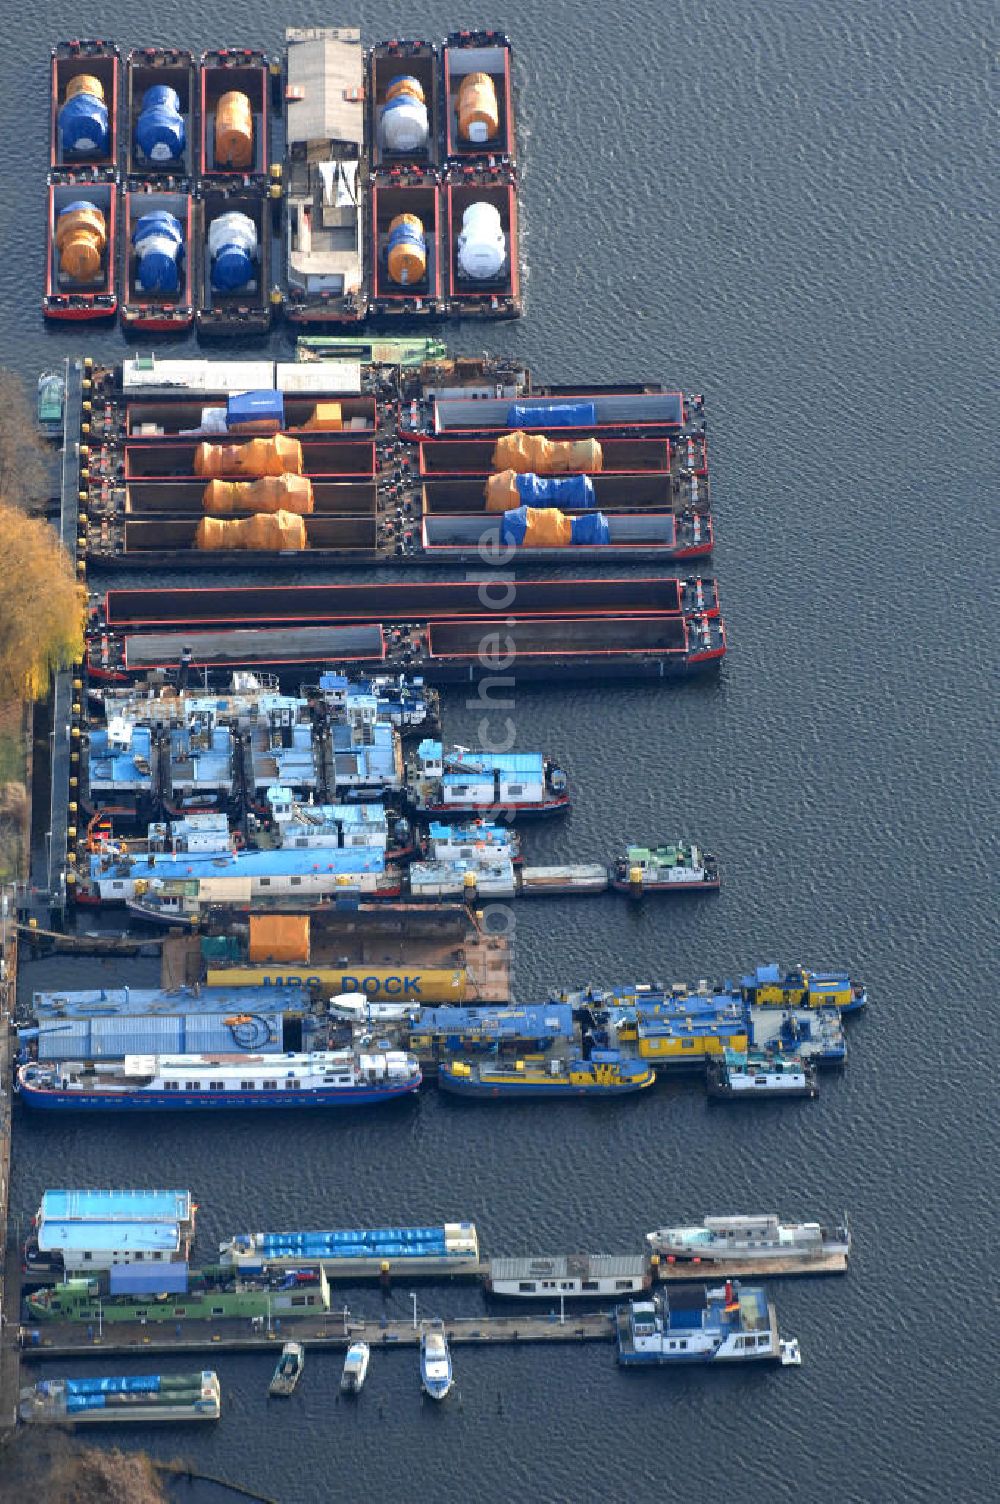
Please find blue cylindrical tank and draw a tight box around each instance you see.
[136,84,186,163]
[59,92,110,157]
[515,473,596,508]
[209,211,258,292]
[133,211,183,294]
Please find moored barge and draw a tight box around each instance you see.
[442,31,515,163]
[20,1371,221,1425]
[122,188,194,330]
[196,186,273,336]
[51,40,119,175]
[369,40,441,172]
[45,176,117,320]
[200,47,270,181]
[125,47,195,181]
[439,1052,656,1099]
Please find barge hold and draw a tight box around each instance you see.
[122,188,194,331]
[126,47,195,181]
[369,40,441,172]
[20,1371,222,1425]
[45,175,117,320]
[200,48,270,182]
[196,185,273,336]
[51,40,119,174]
[442,32,516,164]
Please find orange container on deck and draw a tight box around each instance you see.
[194,434,303,478]
[202,474,314,516]
[214,90,254,169]
[491,432,604,475]
[248,913,311,964]
[302,402,344,431]
[195,511,307,551]
[457,72,499,143]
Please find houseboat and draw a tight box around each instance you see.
[615,1282,796,1366]
[17,1047,422,1111]
[706,1049,819,1101]
[646,1214,851,1264]
[741,963,868,1014]
[486,1255,650,1300]
[45,176,117,320]
[408,741,569,818]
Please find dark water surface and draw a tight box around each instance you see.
[3,2,996,1501]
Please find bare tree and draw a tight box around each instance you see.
[0,368,53,514]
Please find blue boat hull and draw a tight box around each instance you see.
[18,1084,420,1112]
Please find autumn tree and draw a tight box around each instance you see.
[0,500,85,700]
[0,368,53,514]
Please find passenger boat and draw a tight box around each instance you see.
[369,40,440,171]
[438,1051,656,1099]
[20,1371,221,1425]
[646,1214,851,1264]
[125,47,195,180]
[196,187,272,336]
[269,1342,305,1396]
[442,31,515,162]
[122,188,194,330]
[284,28,366,326]
[443,171,520,319]
[408,741,569,819]
[615,1282,790,1366]
[200,48,270,180]
[419,1325,453,1400]
[706,1049,818,1101]
[51,40,119,174]
[16,1047,423,1111]
[611,842,721,894]
[45,176,117,320]
[341,1341,370,1394]
[741,963,868,1014]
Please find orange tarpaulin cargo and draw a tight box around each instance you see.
[202,474,315,516]
[195,511,308,551]
[491,431,603,475]
[194,434,303,478]
[248,914,311,964]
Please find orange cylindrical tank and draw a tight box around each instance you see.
[202,474,314,516]
[484,471,521,512]
[457,72,499,143]
[491,432,604,475]
[386,213,427,285]
[214,90,254,169]
[64,73,106,105]
[55,203,108,282]
[194,434,304,479]
[195,511,308,551]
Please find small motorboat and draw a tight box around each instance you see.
[779,1338,802,1367]
[419,1324,453,1400]
[341,1340,370,1395]
[268,1341,305,1396]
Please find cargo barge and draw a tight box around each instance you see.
[442,32,515,163]
[121,188,194,330]
[20,1371,221,1425]
[200,48,270,181]
[196,186,273,336]
[125,47,195,181]
[441,170,520,318]
[51,40,119,175]
[45,176,117,320]
[368,40,441,172]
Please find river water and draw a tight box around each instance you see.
[2,2,996,1501]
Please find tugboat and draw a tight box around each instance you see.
[611,842,720,894]
[706,1049,818,1101]
[438,1051,655,1100]
[646,1214,851,1263]
[269,1342,305,1396]
[341,1341,370,1395]
[419,1324,453,1400]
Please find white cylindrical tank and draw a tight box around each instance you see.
[457,201,506,281]
[380,75,429,153]
[208,211,258,291]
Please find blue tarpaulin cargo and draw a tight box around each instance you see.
[506,401,597,428]
[570,511,610,544]
[515,473,595,507]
